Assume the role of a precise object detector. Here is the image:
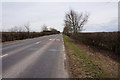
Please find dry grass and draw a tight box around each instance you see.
[75,43,119,78]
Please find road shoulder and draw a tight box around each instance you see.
[63,35,109,78]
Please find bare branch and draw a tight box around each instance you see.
[64,9,89,34]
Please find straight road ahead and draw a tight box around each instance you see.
[2,34,68,78]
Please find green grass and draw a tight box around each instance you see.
[63,34,108,78]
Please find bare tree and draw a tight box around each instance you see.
[42,24,48,32]
[49,27,56,31]
[24,22,30,33]
[17,26,23,32]
[8,25,26,32]
[64,9,89,34]
[63,26,69,35]
[24,22,30,38]
[8,26,19,32]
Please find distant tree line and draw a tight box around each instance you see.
[2,24,60,42]
[63,9,120,55]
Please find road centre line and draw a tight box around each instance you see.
[0,54,8,58]
[35,41,41,44]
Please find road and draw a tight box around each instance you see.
[2,34,68,78]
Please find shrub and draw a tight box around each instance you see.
[69,32,119,55]
[2,31,60,42]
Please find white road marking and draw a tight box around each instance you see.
[62,35,66,60]
[64,53,66,60]
[3,39,53,78]
[63,45,65,51]
[35,41,41,44]
[49,39,55,41]
[56,39,60,41]
[0,54,8,58]
[49,39,52,40]
[63,45,66,60]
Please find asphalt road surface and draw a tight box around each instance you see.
[2,34,68,78]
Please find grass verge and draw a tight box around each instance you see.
[63,34,108,78]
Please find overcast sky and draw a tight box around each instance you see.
[2,2,118,32]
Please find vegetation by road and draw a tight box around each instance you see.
[63,35,109,78]
[2,24,60,42]
[63,9,120,55]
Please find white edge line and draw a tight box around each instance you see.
[62,35,66,60]
[0,54,8,58]
[62,34,69,78]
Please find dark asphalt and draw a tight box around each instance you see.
[2,34,68,78]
